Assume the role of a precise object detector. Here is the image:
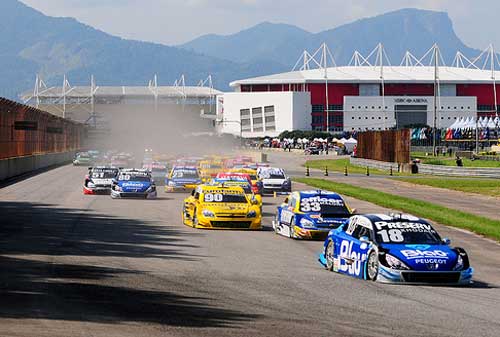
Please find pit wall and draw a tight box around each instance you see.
[0,151,76,181]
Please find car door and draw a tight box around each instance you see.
[279,194,296,226]
[184,188,199,220]
[335,217,369,278]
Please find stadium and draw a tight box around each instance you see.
[218,44,500,137]
[20,75,221,151]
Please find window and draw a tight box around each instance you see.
[252,107,263,116]
[254,127,263,132]
[240,109,250,117]
[241,119,251,126]
[312,115,324,124]
[312,105,324,113]
[328,104,343,111]
[264,105,274,113]
[267,125,276,131]
[265,116,275,123]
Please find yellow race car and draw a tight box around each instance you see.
[182,184,262,229]
[228,167,263,194]
[199,160,224,182]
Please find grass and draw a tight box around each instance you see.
[295,177,500,241]
[399,177,500,198]
[305,158,405,176]
[411,152,500,168]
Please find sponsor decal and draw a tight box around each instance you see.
[339,240,367,276]
[300,196,344,212]
[400,249,450,260]
[374,221,433,231]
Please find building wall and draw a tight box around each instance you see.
[344,96,476,131]
[217,92,311,137]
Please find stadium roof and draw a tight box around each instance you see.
[230,66,500,87]
[21,85,221,100]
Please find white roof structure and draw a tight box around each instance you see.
[230,66,500,87]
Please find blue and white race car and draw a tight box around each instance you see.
[319,214,473,284]
[110,169,157,199]
[273,190,354,240]
[165,166,202,192]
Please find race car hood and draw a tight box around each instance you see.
[262,178,288,185]
[306,214,348,227]
[203,203,250,214]
[90,178,114,186]
[168,177,201,185]
[382,244,459,271]
[117,181,152,193]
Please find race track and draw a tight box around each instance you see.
[0,153,499,337]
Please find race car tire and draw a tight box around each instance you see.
[289,217,296,239]
[326,240,335,271]
[192,208,199,228]
[274,214,280,234]
[366,251,378,281]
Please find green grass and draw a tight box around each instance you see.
[399,177,500,198]
[305,158,405,176]
[411,152,500,168]
[295,177,500,241]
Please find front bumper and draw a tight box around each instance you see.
[165,184,198,193]
[377,265,474,285]
[110,190,157,199]
[262,185,292,194]
[195,216,262,230]
[291,225,330,240]
[83,186,111,195]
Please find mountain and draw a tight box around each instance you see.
[181,8,479,68]
[0,0,286,99]
[0,3,484,100]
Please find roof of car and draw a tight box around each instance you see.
[297,190,344,199]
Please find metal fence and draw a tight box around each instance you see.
[0,98,84,160]
[357,129,410,163]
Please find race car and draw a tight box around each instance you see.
[273,190,353,240]
[145,161,169,186]
[83,166,119,194]
[213,173,262,207]
[110,154,133,168]
[182,184,261,230]
[257,167,292,194]
[110,169,157,199]
[228,167,263,195]
[165,166,202,192]
[73,152,93,166]
[319,213,474,284]
[199,160,224,181]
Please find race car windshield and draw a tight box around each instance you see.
[92,171,116,179]
[173,170,198,179]
[152,167,167,172]
[268,173,285,179]
[119,175,150,182]
[373,222,442,244]
[319,205,351,218]
[204,193,247,203]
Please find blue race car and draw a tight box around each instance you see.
[165,166,202,192]
[319,214,473,284]
[273,190,354,240]
[110,169,157,199]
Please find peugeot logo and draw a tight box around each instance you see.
[426,263,439,271]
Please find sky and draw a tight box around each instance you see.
[19,0,499,49]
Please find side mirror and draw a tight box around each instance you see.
[191,190,195,196]
[442,238,451,245]
[359,236,370,244]
[283,197,289,204]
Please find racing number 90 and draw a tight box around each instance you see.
[204,193,223,202]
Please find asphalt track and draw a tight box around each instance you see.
[0,153,499,337]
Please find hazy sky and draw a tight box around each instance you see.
[19,0,499,49]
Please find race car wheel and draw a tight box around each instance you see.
[289,217,296,239]
[366,251,378,281]
[326,240,335,271]
[192,209,199,227]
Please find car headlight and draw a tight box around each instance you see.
[385,254,410,270]
[300,218,316,228]
[453,254,464,271]
[114,185,122,192]
[146,185,156,193]
[87,181,96,188]
[168,180,176,186]
[282,179,291,186]
[202,210,215,218]
[247,210,257,218]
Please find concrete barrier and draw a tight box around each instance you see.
[350,157,410,173]
[0,151,77,181]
